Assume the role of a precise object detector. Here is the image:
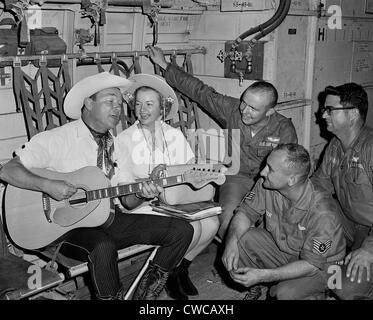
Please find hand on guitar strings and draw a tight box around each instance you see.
[135,163,165,199]
[137,181,164,199]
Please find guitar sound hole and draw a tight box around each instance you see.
[68,190,88,207]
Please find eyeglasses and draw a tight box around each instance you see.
[320,106,356,115]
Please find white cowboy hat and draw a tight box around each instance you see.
[125,73,179,121]
[64,72,134,119]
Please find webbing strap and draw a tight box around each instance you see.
[168,54,203,161]
[94,54,105,73]
[12,58,71,139]
[110,55,120,76]
[127,55,141,75]
[45,242,64,273]
[0,219,9,259]
[12,60,22,113]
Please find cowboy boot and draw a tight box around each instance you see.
[96,285,126,300]
[166,259,199,299]
[132,261,169,300]
[175,259,199,296]
[165,268,188,300]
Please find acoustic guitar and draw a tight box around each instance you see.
[4,164,226,250]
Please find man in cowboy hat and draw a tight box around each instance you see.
[147,45,298,240]
[0,71,194,300]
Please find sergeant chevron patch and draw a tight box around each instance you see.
[313,239,332,254]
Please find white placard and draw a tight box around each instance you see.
[221,0,267,11]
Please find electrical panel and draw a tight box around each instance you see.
[221,40,265,82]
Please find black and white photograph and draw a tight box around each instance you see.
[0,0,372,314]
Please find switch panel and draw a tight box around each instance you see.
[222,40,265,81]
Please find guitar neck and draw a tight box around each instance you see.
[85,174,185,201]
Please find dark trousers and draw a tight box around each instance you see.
[59,209,194,299]
[217,174,255,239]
[238,228,327,300]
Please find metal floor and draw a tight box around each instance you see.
[158,242,251,300]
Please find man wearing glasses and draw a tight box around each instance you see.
[312,83,373,299]
[147,45,298,240]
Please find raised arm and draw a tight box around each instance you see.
[147,46,238,127]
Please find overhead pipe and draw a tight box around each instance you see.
[250,0,291,43]
[233,0,291,47]
[0,47,207,65]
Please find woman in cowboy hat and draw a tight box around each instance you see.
[117,73,220,300]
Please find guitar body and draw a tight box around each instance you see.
[4,166,111,250]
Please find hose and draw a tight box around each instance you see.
[251,0,291,42]
[233,0,291,46]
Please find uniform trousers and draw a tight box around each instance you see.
[332,214,373,300]
[59,208,194,299]
[237,228,327,300]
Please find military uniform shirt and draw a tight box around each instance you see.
[164,64,298,178]
[236,178,346,269]
[312,125,373,253]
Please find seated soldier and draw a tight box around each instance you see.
[222,143,346,300]
[117,74,219,300]
[0,72,194,300]
[312,83,373,299]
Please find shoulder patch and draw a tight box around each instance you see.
[312,239,332,254]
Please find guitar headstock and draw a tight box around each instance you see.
[182,165,227,189]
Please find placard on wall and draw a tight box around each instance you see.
[351,41,373,84]
[220,0,270,11]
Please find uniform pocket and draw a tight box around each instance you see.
[345,168,372,201]
[287,234,302,251]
